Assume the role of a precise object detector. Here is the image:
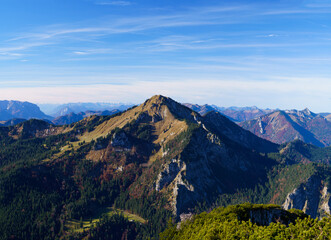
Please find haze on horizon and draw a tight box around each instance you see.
[0,0,330,112]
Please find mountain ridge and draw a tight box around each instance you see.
[240,109,331,147]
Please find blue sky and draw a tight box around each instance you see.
[0,0,330,112]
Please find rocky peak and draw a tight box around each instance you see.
[302,108,317,117]
[141,95,199,123]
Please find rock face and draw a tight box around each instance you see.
[156,159,183,191]
[282,176,331,218]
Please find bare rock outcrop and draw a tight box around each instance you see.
[283,175,331,218]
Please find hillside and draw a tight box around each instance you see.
[240,109,331,147]
[0,100,51,121]
[0,95,330,239]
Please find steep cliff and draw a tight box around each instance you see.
[283,175,331,218]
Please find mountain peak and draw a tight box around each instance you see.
[143,95,170,107]
[141,95,197,122]
[302,108,315,116]
[149,94,168,102]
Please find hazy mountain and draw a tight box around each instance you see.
[183,103,274,122]
[182,103,221,116]
[41,102,133,117]
[51,109,121,125]
[220,106,275,122]
[0,100,51,121]
[240,109,331,147]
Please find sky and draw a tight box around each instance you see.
[0,0,330,112]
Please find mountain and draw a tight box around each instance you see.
[0,100,52,121]
[183,103,274,122]
[72,95,278,216]
[240,109,331,147]
[45,102,133,117]
[0,95,330,239]
[51,109,121,125]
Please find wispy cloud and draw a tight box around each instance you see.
[72,48,113,55]
[6,4,250,43]
[261,9,331,15]
[96,1,132,6]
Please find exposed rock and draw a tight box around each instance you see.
[111,131,131,149]
[156,159,183,191]
[319,186,331,217]
[282,176,330,218]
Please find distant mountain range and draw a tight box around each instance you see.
[39,102,133,117]
[51,109,121,125]
[183,103,274,122]
[1,100,330,148]
[240,108,331,147]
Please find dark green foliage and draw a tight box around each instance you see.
[83,213,139,240]
[160,204,330,240]
[114,192,172,239]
